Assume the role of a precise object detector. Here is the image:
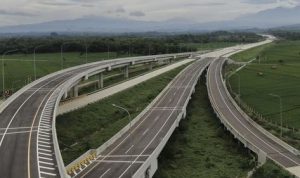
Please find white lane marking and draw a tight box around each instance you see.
[38,140,50,145]
[40,171,57,176]
[125,145,134,154]
[211,59,300,166]
[39,156,53,161]
[118,60,208,178]
[99,168,111,178]
[0,130,38,136]
[39,148,52,153]
[154,116,159,122]
[77,62,201,178]
[142,129,149,136]
[96,160,145,164]
[0,72,72,148]
[39,144,51,148]
[98,155,150,158]
[39,137,50,141]
[39,133,50,138]
[39,152,53,157]
[40,166,55,170]
[39,161,54,165]
[0,126,38,130]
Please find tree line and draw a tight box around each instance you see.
[0,31,263,56]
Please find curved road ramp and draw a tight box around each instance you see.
[0,52,194,178]
[207,58,300,177]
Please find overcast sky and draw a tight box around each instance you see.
[0,0,299,27]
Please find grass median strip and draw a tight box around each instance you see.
[56,63,190,164]
[154,76,254,178]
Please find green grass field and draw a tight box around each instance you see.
[154,77,254,178]
[57,64,188,164]
[0,52,130,93]
[186,42,239,51]
[0,42,238,95]
[229,40,300,129]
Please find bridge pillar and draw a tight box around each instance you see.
[73,86,79,97]
[63,91,68,99]
[98,73,104,89]
[124,65,129,78]
[257,150,267,166]
[148,62,153,71]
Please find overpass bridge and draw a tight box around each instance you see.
[0,52,194,178]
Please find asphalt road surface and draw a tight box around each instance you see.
[207,58,300,169]
[75,58,211,178]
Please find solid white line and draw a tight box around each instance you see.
[99,168,111,178]
[39,133,50,138]
[125,145,134,154]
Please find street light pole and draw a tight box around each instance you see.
[61,42,74,69]
[2,49,18,98]
[112,104,133,175]
[235,73,241,104]
[269,93,283,137]
[33,45,46,80]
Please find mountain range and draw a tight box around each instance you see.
[0,6,300,34]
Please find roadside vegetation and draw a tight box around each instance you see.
[154,76,254,178]
[0,31,262,96]
[252,161,294,178]
[57,64,189,164]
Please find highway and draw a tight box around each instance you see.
[74,58,211,178]
[0,53,193,178]
[207,58,300,175]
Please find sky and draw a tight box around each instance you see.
[0,0,299,27]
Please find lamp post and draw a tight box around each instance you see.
[61,42,75,69]
[2,49,18,98]
[112,104,133,174]
[269,93,283,138]
[84,41,88,64]
[33,45,47,80]
[235,73,241,104]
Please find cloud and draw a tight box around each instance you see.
[38,1,75,6]
[241,0,278,4]
[0,9,36,17]
[129,11,146,17]
[116,7,126,13]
